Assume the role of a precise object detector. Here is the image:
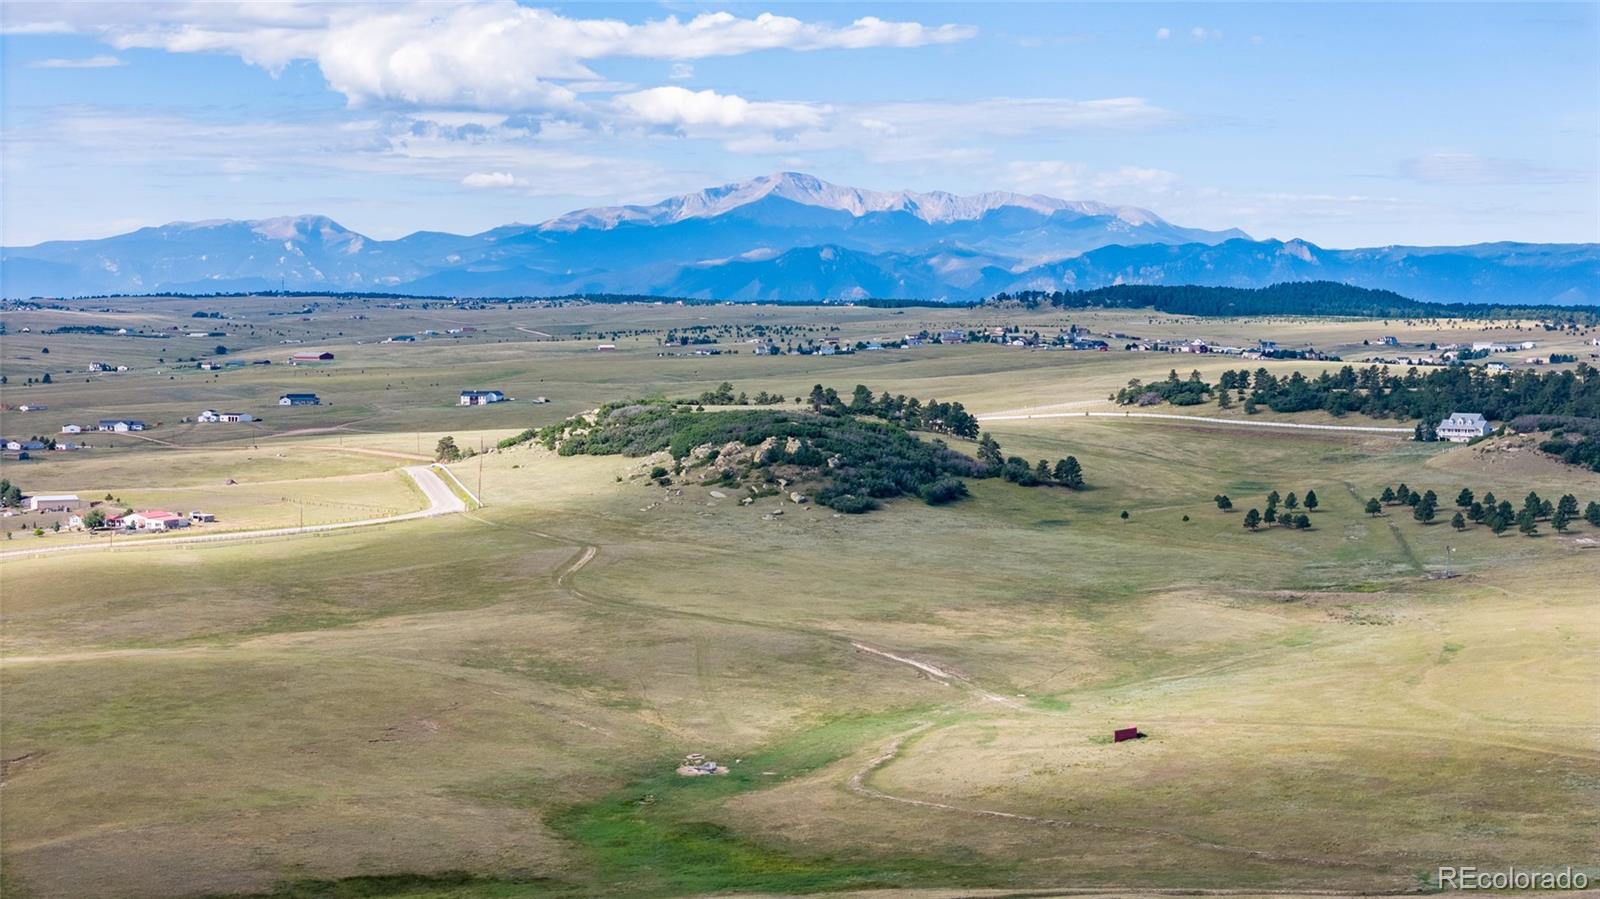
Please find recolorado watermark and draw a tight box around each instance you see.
[1438,866,1589,890]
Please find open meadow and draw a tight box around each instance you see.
[2,297,1597,898]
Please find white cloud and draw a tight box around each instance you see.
[461,171,528,188]
[6,3,975,111]
[28,54,125,68]
[1155,27,1171,40]
[669,62,694,81]
[616,87,828,131]
[1004,160,1181,197]
[1190,26,1223,41]
[1398,151,1580,185]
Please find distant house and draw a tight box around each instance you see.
[279,393,321,406]
[290,351,334,363]
[125,509,188,531]
[189,511,216,523]
[1437,412,1489,443]
[198,409,254,422]
[27,493,80,511]
[98,419,146,432]
[60,424,82,434]
[459,389,508,406]
[596,343,617,352]
[938,329,966,344]
[1379,336,1400,346]
[17,403,47,412]
[384,335,417,343]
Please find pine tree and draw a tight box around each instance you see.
[1052,456,1085,489]
[1468,501,1485,522]
[1451,511,1467,530]
[1293,513,1311,529]
[1285,492,1299,511]
[1243,508,1261,529]
[1381,486,1397,504]
[1365,498,1382,516]
[1215,494,1233,511]
[1456,488,1474,508]
[1587,501,1600,528]
[977,433,1003,469]
[1517,507,1539,536]
[1304,489,1318,511]
[1552,507,1571,532]
[1036,459,1052,481]
[1481,491,1496,510]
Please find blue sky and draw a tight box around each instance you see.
[2,2,1596,247]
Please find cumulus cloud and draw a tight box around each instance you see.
[616,87,828,131]
[1005,160,1181,196]
[1155,27,1171,40]
[5,2,975,111]
[28,54,125,68]
[1190,26,1223,41]
[669,62,694,81]
[461,171,528,188]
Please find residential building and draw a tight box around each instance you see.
[60,424,82,434]
[459,390,508,405]
[290,351,334,363]
[1436,412,1490,442]
[279,393,321,406]
[98,419,146,432]
[125,510,189,531]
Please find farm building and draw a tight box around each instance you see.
[98,419,146,432]
[279,393,321,406]
[17,403,47,412]
[597,343,617,352]
[27,494,80,511]
[459,390,508,406]
[290,351,334,363]
[1437,412,1490,442]
[60,424,82,433]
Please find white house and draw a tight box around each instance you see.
[60,424,82,434]
[125,510,188,531]
[198,410,254,422]
[1437,412,1490,443]
[197,409,221,422]
[98,419,146,432]
[459,389,508,406]
[279,393,320,406]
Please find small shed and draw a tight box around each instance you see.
[1113,726,1143,743]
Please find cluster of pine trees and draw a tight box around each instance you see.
[1200,364,1600,422]
[1365,484,1600,536]
[809,384,981,438]
[1115,370,1212,406]
[1233,489,1318,531]
[975,435,1086,489]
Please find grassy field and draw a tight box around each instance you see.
[2,297,1597,898]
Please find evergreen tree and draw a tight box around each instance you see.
[1451,511,1467,530]
[1035,459,1053,482]
[1285,492,1299,510]
[1264,504,1278,525]
[977,433,1003,469]
[1216,388,1232,409]
[1584,501,1600,527]
[1517,506,1539,536]
[434,436,462,462]
[1456,488,1474,508]
[1381,486,1397,504]
[1365,498,1382,516]
[1490,507,1512,535]
[1267,490,1281,507]
[1053,456,1085,489]
[1120,510,1130,521]
[1468,501,1486,522]
[1243,508,1261,529]
[1557,494,1580,519]
[1215,494,1233,511]
[1304,489,1318,511]
[1394,483,1411,504]
[1552,507,1571,532]
[1481,491,1496,510]
[1292,513,1311,529]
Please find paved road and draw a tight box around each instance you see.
[0,466,465,561]
[978,409,1414,435]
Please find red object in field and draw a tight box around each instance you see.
[1113,727,1140,743]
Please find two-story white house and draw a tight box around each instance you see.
[1436,412,1490,442]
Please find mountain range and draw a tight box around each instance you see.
[3,172,1596,305]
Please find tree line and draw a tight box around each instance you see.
[1365,484,1600,536]
[990,281,1599,324]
